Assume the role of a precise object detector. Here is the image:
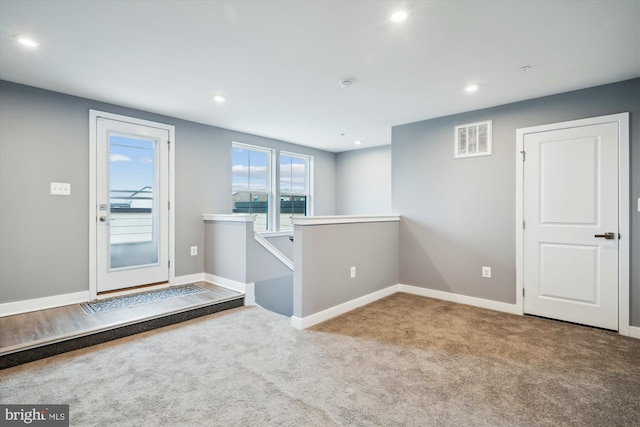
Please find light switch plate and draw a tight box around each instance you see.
[51,182,71,195]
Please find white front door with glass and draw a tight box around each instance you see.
[93,114,172,293]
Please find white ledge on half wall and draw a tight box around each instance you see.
[292,215,400,226]
[202,214,256,222]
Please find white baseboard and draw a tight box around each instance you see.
[398,284,521,315]
[173,273,206,286]
[291,285,398,330]
[629,326,640,340]
[244,282,255,306]
[292,284,522,330]
[203,273,254,306]
[0,291,91,317]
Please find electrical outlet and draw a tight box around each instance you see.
[51,182,71,195]
[190,246,198,256]
[350,266,356,279]
[482,266,492,278]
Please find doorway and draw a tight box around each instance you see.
[89,111,175,298]
[516,113,629,333]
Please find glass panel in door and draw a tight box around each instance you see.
[108,134,158,270]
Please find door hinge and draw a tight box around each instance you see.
[523,288,525,297]
[523,220,525,229]
[168,260,171,269]
[520,150,526,161]
[168,201,171,210]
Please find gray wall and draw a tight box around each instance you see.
[0,80,336,304]
[204,220,253,284]
[264,235,294,262]
[293,221,399,318]
[253,238,294,316]
[392,79,640,326]
[335,145,392,215]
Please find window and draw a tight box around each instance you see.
[232,144,312,232]
[232,144,272,231]
[454,120,492,158]
[279,153,310,230]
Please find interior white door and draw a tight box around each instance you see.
[523,121,619,330]
[96,117,170,292]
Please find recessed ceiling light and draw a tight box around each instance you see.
[339,79,355,89]
[390,10,408,23]
[16,36,40,48]
[354,140,362,145]
[465,84,479,93]
[213,94,226,103]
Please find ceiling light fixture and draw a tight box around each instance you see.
[519,65,532,74]
[354,140,362,145]
[213,94,226,103]
[465,84,479,93]
[390,10,408,23]
[16,36,40,48]
[339,79,355,89]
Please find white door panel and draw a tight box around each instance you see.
[523,122,619,330]
[96,117,170,292]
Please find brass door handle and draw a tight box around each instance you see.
[594,232,614,239]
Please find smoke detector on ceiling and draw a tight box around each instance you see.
[339,79,355,88]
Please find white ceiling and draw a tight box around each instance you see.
[1,0,639,152]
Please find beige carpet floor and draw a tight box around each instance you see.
[1,293,639,426]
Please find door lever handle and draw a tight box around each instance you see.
[594,232,614,239]
[99,216,109,223]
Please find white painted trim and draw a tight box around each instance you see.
[173,273,206,286]
[0,291,90,317]
[89,110,176,300]
[258,231,294,238]
[515,113,630,336]
[292,215,400,226]
[291,285,398,329]
[628,326,640,340]
[398,284,521,315]
[203,273,246,293]
[203,273,253,305]
[245,282,256,306]
[254,232,294,271]
[202,214,256,222]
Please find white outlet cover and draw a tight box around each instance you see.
[51,182,71,195]
[482,266,492,278]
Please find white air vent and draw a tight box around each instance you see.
[454,120,492,159]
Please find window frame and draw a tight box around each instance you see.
[278,151,312,231]
[232,142,275,231]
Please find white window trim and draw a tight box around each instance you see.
[279,151,313,231]
[232,142,275,231]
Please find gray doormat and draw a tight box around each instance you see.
[79,284,208,315]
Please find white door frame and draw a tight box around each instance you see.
[89,110,176,300]
[515,113,630,336]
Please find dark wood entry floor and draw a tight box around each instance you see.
[0,282,244,369]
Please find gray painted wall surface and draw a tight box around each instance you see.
[335,145,392,215]
[253,238,294,316]
[392,79,640,326]
[0,81,336,303]
[293,221,399,318]
[264,235,294,262]
[204,221,252,284]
